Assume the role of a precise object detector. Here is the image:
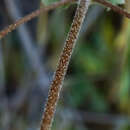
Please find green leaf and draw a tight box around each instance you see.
[108,0,125,5]
[41,0,59,6]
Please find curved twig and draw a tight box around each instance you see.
[0,0,75,39]
[96,0,130,18]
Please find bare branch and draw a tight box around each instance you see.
[58,108,130,125]
[5,0,49,87]
[0,0,75,39]
[95,0,130,18]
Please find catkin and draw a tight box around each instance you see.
[40,0,91,130]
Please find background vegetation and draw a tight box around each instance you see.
[0,0,130,130]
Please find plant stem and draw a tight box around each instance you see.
[96,0,130,18]
[40,0,91,130]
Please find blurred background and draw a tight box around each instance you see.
[0,0,130,130]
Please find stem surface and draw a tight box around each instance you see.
[40,0,91,130]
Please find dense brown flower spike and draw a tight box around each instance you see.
[40,0,91,130]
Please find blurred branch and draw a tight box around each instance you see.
[0,41,5,94]
[0,0,130,39]
[5,0,49,87]
[8,72,36,110]
[8,71,48,111]
[59,108,130,126]
[0,0,75,39]
[1,1,50,120]
[0,41,11,130]
[95,0,130,18]
[81,4,104,35]
[0,41,7,110]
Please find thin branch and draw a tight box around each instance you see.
[58,108,130,125]
[0,41,10,130]
[0,0,130,39]
[5,0,49,87]
[95,0,130,18]
[81,4,104,35]
[0,41,5,93]
[0,0,75,39]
